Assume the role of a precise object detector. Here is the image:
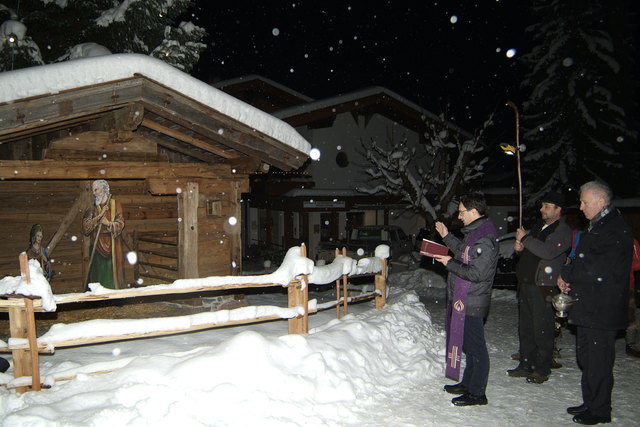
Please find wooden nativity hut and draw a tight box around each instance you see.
[0,54,310,294]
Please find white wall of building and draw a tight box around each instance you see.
[305,112,421,192]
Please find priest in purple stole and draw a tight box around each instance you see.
[433,192,499,407]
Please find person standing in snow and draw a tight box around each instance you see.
[624,237,640,357]
[433,192,499,407]
[557,181,633,425]
[507,191,571,384]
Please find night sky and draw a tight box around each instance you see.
[189,1,532,131]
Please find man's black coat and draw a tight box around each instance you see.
[561,209,633,330]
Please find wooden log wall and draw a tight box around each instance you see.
[0,176,248,293]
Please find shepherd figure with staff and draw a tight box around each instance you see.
[83,179,125,289]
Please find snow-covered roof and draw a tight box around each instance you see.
[274,86,473,139]
[214,74,315,104]
[0,54,311,170]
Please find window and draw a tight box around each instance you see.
[336,152,349,168]
[206,200,222,216]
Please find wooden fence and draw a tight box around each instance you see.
[0,245,387,393]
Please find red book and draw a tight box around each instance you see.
[420,239,449,257]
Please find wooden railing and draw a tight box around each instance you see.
[0,244,388,393]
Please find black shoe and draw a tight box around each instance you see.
[507,366,533,378]
[451,393,488,406]
[526,372,549,384]
[443,382,467,395]
[567,404,588,415]
[572,411,611,425]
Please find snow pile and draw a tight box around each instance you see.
[388,267,447,299]
[0,259,56,311]
[0,292,444,426]
[0,20,26,40]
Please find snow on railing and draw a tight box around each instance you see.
[307,244,389,285]
[0,244,387,392]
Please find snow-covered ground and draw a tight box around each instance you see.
[0,267,638,426]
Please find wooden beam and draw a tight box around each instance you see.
[46,184,92,254]
[0,281,282,313]
[0,160,234,180]
[0,77,144,141]
[147,177,248,196]
[138,129,219,164]
[141,118,239,160]
[228,156,269,174]
[139,79,308,170]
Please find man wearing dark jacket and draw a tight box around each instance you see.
[508,191,572,384]
[558,181,633,425]
[434,192,499,407]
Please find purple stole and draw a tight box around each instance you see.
[445,220,497,380]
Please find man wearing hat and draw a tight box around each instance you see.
[507,191,572,384]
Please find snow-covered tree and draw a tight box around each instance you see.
[520,0,638,200]
[0,18,43,69]
[358,116,490,231]
[0,0,206,72]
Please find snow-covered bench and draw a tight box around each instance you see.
[0,245,388,393]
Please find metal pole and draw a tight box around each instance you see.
[506,101,522,229]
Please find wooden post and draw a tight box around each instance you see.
[287,245,309,334]
[335,248,341,319]
[133,228,140,285]
[288,279,305,334]
[178,182,199,279]
[375,258,387,309]
[10,253,41,393]
[231,181,242,275]
[341,247,348,316]
[300,244,309,333]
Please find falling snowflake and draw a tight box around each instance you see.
[126,251,138,265]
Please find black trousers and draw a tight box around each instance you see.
[576,326,617,418]
[461,315,490,396]
[517,283,556,375]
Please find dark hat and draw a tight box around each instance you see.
[541,191,565,208]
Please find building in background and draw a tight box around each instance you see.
[216,76,497,261]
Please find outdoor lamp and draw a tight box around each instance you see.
[500,143,526,156]
[500,143,517,155]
